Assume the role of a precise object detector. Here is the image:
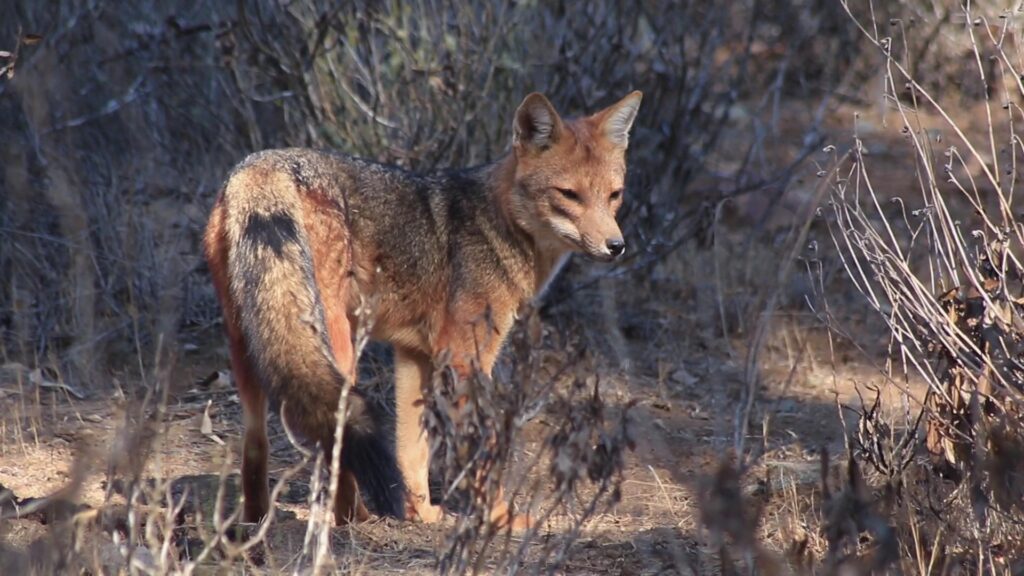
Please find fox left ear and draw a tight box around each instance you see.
[599,90,643,148]
[514,93,563,152]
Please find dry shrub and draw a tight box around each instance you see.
[699,451,898,574]
[424,306,635,574]
[693,3,1024,573]
[1,0,854,379]
[0,347,330,574]
[820,1,1024,571]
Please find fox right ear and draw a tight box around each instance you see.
[514,93,562,152]
[599,90,642,148]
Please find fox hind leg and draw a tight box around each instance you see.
[332,469,368,522]
[226,285,271,523]
[218,277,270,523]
[207,206,271,524]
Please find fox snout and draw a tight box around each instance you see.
[583,231,626,262]
[573,214,625,262]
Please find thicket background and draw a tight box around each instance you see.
[0,0,857,378]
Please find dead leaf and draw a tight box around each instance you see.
[196,370,232,389]
[938,287,958,302]
[670,365,698,386]
[651,399,671,412]
[986,300,1014,329]
[201,400,225,445]
[213,370,232,389]
[28,369,87,399]
[22,34,42,45]
[200,401,214,435]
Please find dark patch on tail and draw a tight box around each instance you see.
[342,391,407,519]
[243,212,300,257]
[265,369,407,519]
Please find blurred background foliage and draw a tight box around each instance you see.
[0,0,1005,383]
[0,0,862,383]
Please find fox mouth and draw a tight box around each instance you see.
[549,230,619,263]
[585,251,617,263]
[554,231,597,259]
[562,235,617,263]
[546,219,620,262]
[550,226,584,251]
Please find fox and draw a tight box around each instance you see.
[202,90,642,528]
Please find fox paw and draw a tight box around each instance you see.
[406,498,443,523]
[489,504,531,531]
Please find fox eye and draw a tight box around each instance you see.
[555,187,581,202]
[609,189,623,202]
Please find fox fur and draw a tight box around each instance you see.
[203,91,642,526]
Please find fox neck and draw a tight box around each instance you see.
[484,154,571,298]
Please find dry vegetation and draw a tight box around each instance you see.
[1,0,1023,574]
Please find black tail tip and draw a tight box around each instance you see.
[342,427,407,520]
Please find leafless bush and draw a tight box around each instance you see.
[1,0,851,379]
[699,450,897,574]
[820,1,1024,570]
[865,2,1018,105]
[422,306,634,574]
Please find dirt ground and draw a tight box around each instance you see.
[0,102,942,574]
[0,335,917,574]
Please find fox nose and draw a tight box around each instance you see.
[606,238,626,258]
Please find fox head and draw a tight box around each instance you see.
[507,90,642,262]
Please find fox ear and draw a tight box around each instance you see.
[514,93,562,152]
[599,90,642,148]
